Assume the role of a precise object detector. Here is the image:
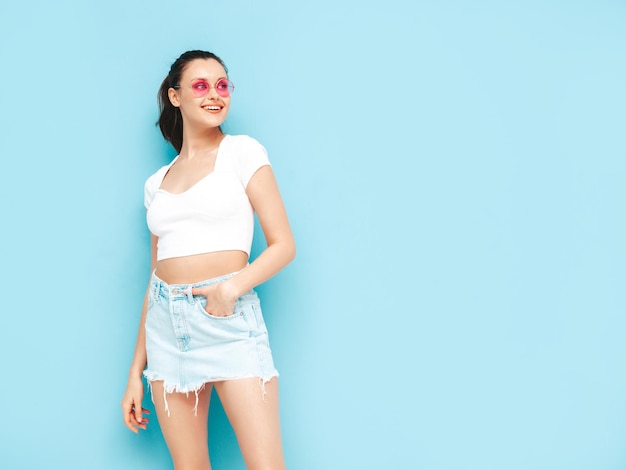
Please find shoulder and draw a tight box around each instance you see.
[223,135,271,187]
[224,134,267,156]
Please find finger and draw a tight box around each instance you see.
[131,415,147,431]
[124,411,138,433]
[133,403,144,424]
[129,410,147,431]
[127,418,139,433]
[121,401,134,428]
[122,400,149,432]
[189,287,205,296]
[136,407,150,423]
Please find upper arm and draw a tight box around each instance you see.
[246,166,294,250]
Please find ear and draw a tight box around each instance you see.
[168,88,181,108]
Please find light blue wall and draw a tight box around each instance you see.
[1,1,625,468]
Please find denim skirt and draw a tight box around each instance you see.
[143,271,278,408]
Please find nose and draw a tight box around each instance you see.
[206,84,220,99]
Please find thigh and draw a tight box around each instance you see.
[214,377,285,470]
[151,381,213,469]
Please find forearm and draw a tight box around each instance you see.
[128,286,149,378]
[226,239,295,298]
[227,165,295,299]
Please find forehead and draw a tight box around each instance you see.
[182,58,227,81]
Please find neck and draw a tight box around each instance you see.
[179,127,225,159]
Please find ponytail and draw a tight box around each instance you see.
[157,76,183,153]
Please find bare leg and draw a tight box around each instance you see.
[151,381,213,470]
[214,377,285,470]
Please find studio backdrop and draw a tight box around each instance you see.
[0,1,625,469]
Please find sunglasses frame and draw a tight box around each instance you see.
[173,78,235,98]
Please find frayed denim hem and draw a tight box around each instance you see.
[144,371,278,417]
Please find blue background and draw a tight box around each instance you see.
[1,1,625,469]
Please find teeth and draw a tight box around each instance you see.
[204,106,221,111]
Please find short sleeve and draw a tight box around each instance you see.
[144,176,157,209]
[236,136,271,188]
[144,164,170,209]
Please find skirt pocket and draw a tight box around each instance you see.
[191,296,250,340]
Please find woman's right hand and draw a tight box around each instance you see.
[121,375,150,433]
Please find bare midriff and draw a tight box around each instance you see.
[155,250,249,285]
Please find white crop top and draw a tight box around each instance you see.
[144,135,271,261]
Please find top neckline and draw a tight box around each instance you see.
[156,135,229,196]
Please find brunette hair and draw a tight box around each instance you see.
[157,50,228,153]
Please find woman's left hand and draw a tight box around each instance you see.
[190,281,239,317]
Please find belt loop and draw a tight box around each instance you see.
[187,284,194,303]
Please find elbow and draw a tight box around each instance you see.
[268,235,296,265]
[288,240,296,263]
[284,237,296,264]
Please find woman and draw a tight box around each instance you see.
[121,50,295,470]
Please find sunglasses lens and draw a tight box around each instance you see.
[186,79,233,97]
[191,79,210,97]
[215,79,232,97]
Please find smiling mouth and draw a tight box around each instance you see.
[203,105,222,111]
